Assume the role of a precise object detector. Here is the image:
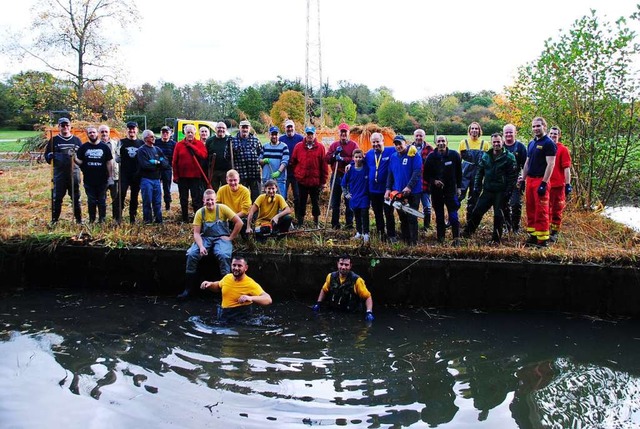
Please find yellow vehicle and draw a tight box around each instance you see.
[171,119,218,141]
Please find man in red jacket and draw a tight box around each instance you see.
[325,123,359,229]
[290,126,328,227]
[173,124,208,222]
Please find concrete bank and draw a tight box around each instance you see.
[1,243,639,317]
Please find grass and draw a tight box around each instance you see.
[0,163,638,266]
[0,129,41,152]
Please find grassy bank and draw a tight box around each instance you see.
[0,163,637,266]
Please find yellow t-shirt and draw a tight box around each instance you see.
[192,203,236,226]
[216,184,251,216]
[321,273,371,300]
[219,273,265,308]
[458,138,487,153]
[253,194,289,227]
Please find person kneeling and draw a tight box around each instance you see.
[246,179,293,241]
[312,254,374,321]
[200,255,272,324]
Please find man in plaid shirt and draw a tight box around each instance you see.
[226,119,263,202]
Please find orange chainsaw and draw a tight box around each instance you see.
[385,191,425,218]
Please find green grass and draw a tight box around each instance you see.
[0,129,40,152]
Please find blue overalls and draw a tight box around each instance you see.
[185,205,233,277]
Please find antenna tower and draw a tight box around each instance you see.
[305,0,324,127]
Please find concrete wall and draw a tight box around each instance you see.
[1,243,639,317]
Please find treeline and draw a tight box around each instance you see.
[0,71,503,135]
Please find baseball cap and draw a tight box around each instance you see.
[284,119,295,127]
[393,135,406,144]
[338,123,350,132]
[269,126,279,134]
[239,120,251,127]
[126,121,138,128]
[161,126,171,132]
[305,126,316,134]
[57,117,70,125]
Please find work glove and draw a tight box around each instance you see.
[344,192,352,200]
[45,152,53,163]
[365,311,375,322]
[537,181,548,197]
[152,159,160,165]
[408,146,418,156]
[107,177,114,186]
[262,158,270,165]
[565,183,572,197]
[335,154,344,162]
[335,146,343,153]
[271,171,281,179]
[312,302,321,312]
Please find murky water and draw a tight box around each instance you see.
[1,289,640,429]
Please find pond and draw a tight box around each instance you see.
[1,288,639,428]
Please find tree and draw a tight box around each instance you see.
[4,0,139,116]
[505,9,640,207]
[147,87,181,130]
[270,90,305,129]
[322,95,357,127]
[8,70,72,128]
[237,86,265,120]
[377,98,408,131]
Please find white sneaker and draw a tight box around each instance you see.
[363,233,370,243]
[352,232,362,240]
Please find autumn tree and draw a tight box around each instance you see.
[3,0,139,117]
[505,9,640,207]
[322,95,357,127]
[270,90,305,129]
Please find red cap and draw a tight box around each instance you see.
[338,123,350,132]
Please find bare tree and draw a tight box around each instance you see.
[3,0,138,117]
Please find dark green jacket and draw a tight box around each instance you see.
[474,148,517,193]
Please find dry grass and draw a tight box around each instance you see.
[1,163,638,266]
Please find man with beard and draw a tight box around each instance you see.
[424,136,462,245]
[117,122,143,223]
[45,117,83,224]
[412,129,434,230]
[137,130,169,224]
[365,132,397,241]
[74,126,113,223]
[200,255,272,323]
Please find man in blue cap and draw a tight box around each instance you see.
[260,126,289,197]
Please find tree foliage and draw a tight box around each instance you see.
[237,86,265,121]
[377,98,408,131]
[322,95,357,127]
[505,9,640,206]
[270,90,305,129]
[4,0,138,116]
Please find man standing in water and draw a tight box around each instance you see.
[200,255,272,323]
[312,254,374,321]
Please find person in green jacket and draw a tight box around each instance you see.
[462,133,517,244]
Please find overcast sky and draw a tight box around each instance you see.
[0,0,637,102]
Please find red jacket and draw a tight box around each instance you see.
[290,140,328,187]
[172,139,207,180]
[325,139,359,174]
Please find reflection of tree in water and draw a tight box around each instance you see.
[511,357,640,429]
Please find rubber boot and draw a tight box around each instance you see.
[181,207,189,223]
[177,273,198,299]
[423,209,432,230]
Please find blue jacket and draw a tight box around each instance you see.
[386,148,422,194]
[365,147,395,194]
[341,164,369,209]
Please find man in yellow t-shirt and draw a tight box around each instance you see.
[246,180,293,239]
[200,255,272,322]
[178,188,243,299]
[312,254,374,321]
[217,169,251,237]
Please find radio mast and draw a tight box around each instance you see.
[305,0,324,127]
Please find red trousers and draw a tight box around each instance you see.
[525,177,550,241]
[549,186,566,232]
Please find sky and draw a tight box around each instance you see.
[0,0,637,102]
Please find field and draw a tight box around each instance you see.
[0,162,638,266]
[0,129,40,152]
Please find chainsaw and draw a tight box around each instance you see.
[385,191,425,218]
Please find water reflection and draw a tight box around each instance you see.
[1,289,640,428]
